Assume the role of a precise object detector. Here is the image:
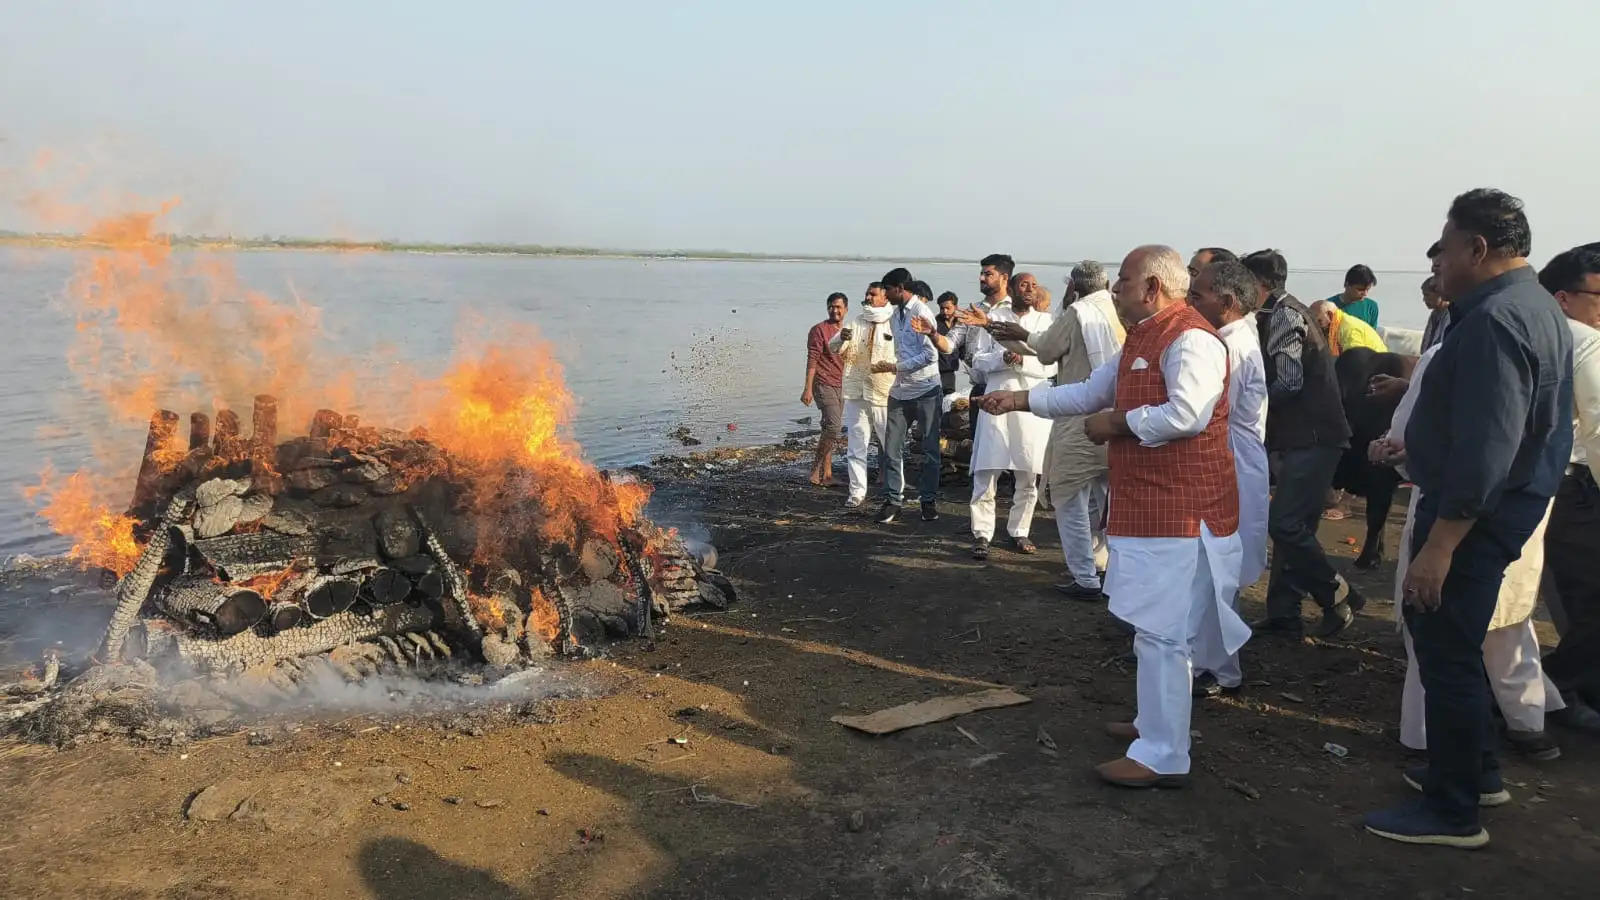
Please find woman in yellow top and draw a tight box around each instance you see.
[1311,299,1388,356]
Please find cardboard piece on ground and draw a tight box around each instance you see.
[831,688,1032,735]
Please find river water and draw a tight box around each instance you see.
[0,247,1429,561]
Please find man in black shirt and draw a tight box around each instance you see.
[1364,189,1573,850]
[1241,250,1360,639]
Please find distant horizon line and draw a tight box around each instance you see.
[0,230,1423,274]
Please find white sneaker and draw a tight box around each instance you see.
[843,496,865,509]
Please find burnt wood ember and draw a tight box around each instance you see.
[100,492,193,661]
[59,397,739,711]
[362,568,412,606]
[158,578,268,635]
[170,604,440,674]
[303,576,360,619]
[188,412,211,451]
[131,410,181,515]
[212,408,243,458]
[268,604,305,632]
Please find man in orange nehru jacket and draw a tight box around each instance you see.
[981,244,1247,788]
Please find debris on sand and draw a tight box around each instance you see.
[831,688,1031,736]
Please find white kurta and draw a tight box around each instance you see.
[1218,318,1269,588]
[1027,323,1245,773]
[971,305,1057,474]
[1027,331,1247,651]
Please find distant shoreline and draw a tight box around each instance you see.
[0,231,1083,268]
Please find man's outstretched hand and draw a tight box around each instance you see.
[979,391,1027,415]
[986,321,1030,342]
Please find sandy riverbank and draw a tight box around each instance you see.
[1,450,1596,898]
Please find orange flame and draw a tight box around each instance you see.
[527,587,561,644]
[24,467,141,575]
[27,194,653,580]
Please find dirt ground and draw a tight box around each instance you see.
[3,451,1598,899]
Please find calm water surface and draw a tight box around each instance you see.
[0,247,1429,560]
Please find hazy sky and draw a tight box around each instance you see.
[2,1,1596,267]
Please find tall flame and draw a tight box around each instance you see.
[24,467,141,575]
[25,196,650,575]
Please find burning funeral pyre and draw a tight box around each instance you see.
[3,202,735,743]
[109,394,735,672]
[6,396,734,742]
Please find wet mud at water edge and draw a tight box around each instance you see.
[2,450,1598,899]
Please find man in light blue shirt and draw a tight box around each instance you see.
[875,267,950,524]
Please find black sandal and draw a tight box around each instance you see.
[1011,536,1037,554]
[971,538,990,560]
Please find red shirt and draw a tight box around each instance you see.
[806,321,844,388]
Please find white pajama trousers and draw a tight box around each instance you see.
[843,399,889,503]
[970,469,1038,541]
[1399,618,1566,748]
[1189,592,1243,689]
[1054,478,1108,589]
[1127,538,1222,776]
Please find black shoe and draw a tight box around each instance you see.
[1250,617,1304,639]
[1363,801,1489,849]
[1551,695,1600,735]
[1317,601,1355,638]
[1054,582,1106,602]
[971,538,990,561]
[1402,766,1511,807]
[875,501,899,525]
[1191,672,1242,699]
[921,501,939,522]
[1504,729,1561,761]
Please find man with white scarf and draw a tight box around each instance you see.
[965,282,1057,558]
[1184,259,1270,698]
[982,245,1246,788]
[829,281,898,508]
[978,261,1125,598]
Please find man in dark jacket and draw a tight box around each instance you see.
[1242,249,1361,639]
[1363,189,1573,850]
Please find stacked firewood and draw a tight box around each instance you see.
[101,394,734,683]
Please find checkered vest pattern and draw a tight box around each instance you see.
[1106,302,1240,539]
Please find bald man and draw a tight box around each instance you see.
[982,245,1246,789]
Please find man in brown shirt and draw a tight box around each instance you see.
[802,292,848,485]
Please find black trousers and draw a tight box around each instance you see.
[1406,489,1545,826]
[1543,470,1600,700]
[1264,444,1344,620]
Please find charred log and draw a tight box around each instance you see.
[189,412,211,451]
[268,604,304,632]
[362,568,411,606]
[130,410,181,515]
[171,604,439,674]
[158,578,268,635]
[308,409,344,440]
[250,394,279,492]
[408,505,482,641]
[192,532,318,581]
[100,493,193,661]
[303,576,360,619]
[213,409,243,459]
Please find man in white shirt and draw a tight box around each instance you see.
[875,267,953,525]
[981,245,1246,788]
[980,261,1124,599]
[1538,244,1600,732]
[829,282,898,508]
[966,281,1057,558]
[1185,259,1270,698]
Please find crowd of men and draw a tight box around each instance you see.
[797,187,1600,851]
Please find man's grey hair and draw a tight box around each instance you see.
[1069,259,1109,295]
[1204,260,1263,316]
[1127,245,1190,298]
